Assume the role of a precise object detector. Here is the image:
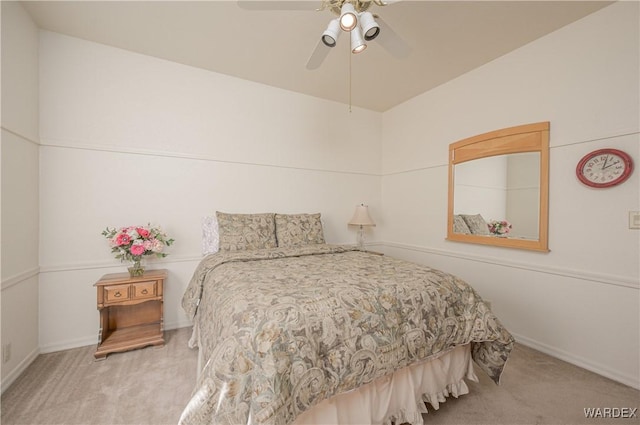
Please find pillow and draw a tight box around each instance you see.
[216,212,277,251]
[460,214,490,235]
[453,215,471,234]
[202,215,219,255]
[275,213,325,247]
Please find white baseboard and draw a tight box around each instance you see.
[5,322,193,394]
[39,320,193,354]
[39,335,97,355]
[512,332,639,390]
[166,319,193,331]
[1,346,40,394]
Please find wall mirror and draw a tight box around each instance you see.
[447,122,550,251]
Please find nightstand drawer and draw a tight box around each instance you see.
[132,281,156,299]
[104,285,130,303]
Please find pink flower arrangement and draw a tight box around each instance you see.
[102,225,174,263]
[488,220,512,236]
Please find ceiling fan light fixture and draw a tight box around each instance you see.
[359,12,380,41]
[322,19,340,47]
[339,3,358,32]
[350,26,367,54]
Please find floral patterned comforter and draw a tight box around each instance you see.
[180,245,514,425]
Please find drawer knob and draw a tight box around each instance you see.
[141,289,148,295]
[114,291,122,298]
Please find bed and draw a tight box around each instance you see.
[179,212,514,425]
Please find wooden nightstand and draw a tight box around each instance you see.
[94,269,167,359]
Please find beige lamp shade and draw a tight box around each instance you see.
[349,204,375,250]
[349,204,376,227]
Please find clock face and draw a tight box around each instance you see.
[576,149,633,188]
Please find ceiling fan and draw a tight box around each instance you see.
[238,0,410,70]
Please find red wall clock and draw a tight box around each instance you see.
[576,148,634,188]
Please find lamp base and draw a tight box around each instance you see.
[356,226,365,251]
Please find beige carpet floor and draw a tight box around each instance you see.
[1,327,638,425]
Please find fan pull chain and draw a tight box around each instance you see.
[348,46,352,113]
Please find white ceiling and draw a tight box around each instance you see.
[22,0,612,112]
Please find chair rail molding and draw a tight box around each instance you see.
[1,267,40,291]
[381,241,639,290]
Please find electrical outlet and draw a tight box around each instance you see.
[3,343,11,363]
[629,211,640,229]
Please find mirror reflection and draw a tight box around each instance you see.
[453,152,540,240]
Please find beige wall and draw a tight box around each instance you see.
[37,31,383,351]
[380,1,639,388]
[1,1,41,391]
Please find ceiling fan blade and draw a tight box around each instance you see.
[306,39,332,70]
[375,16,411,59]
[237,1,319,11]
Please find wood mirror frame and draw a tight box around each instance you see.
[447,122,550,252]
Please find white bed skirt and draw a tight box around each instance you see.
[293,344,477,425]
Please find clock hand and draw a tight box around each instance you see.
[601,156,609,170]
[602,159,620,170]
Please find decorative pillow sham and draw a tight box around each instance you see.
[202,215,219,255]
[453,215,472,234]
[216,212,277,251]
[460,213,490,235]
[275,213,325,247]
